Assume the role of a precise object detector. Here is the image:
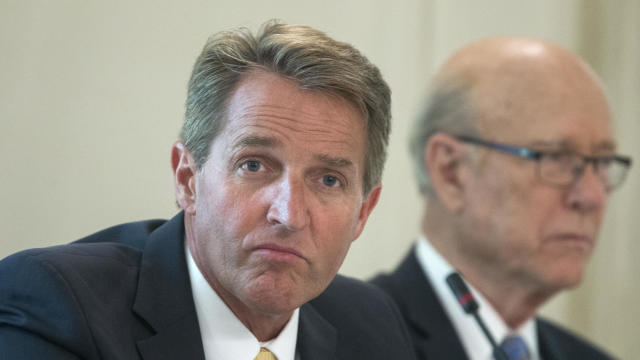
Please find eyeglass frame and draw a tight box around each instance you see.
[452,135,632,192]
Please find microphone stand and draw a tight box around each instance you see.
[446,272,509,360]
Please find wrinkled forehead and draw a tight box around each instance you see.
[221,70,368,158]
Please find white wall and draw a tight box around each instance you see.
[1,0,637,358]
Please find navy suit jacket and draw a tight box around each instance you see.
[371,248,614,360]
[0,213,416,359]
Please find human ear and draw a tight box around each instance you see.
[171,142,197,214]
[425,133,467,213]
[352,184,382,241]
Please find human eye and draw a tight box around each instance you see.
[236,157,274,178]
[594,156,614,169]
[321,174,341,188]
[313,170,349,192]
[241,160,262,172]
[542,151,574,165]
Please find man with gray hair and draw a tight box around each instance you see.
[0,20,415,359]
[373,38,631,360]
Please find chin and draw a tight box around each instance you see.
[244,275,308,314]
[249,294,301,315]
[554,273,584,290]
[543,262,587,291]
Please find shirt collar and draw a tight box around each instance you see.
[414,236,540,360]
[186,242,299,360]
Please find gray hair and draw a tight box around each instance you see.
[409,82,479,194]
[181,19,391,195]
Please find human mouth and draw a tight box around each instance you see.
[253,244,306,262]
[548,233,594,247]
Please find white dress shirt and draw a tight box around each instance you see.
[186,244,299,360]
[414,236,540,360]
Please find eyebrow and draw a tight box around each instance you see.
[231,135,355,168]
[231,135,281,151]
[315,154,354,168]
[593,141,617,152]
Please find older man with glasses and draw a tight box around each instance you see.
[373,37,631,360]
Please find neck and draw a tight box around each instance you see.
[231,306,291,342]
[208,278,292,341]
[457,269,550,328]
[423,202,553,329]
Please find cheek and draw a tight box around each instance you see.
[313,206,360,272]
[198,181,262,231]
[468,169,540,250]
[526,190,559,233]
[192,186,254,264]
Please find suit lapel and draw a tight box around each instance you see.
[133,213,206,360]
[296,303,337,360]
[390,249,469,360]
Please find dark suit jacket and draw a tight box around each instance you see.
[371,248,615,360]
[0,213,416,359]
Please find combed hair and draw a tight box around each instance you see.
[409,82,479,194]
[181,20,391,195]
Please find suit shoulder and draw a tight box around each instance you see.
[318,274,395,306]
[73,218,167,249]
[369,248,425,306]
[0,241,148,358]
[0,246,125,358]
[310,275,404,336]
[538,317,615,359]
[2,239,144,272]
[0,242,144,312]
[370,272,397,295]
[0,216,172,269]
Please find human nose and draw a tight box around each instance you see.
[565,162,608,213]
[266,175,309,231]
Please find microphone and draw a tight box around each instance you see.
[446,272,509,360]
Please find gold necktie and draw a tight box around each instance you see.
[254,347,278,360]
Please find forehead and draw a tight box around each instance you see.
[220,70,367,158]
[471,53,615,151]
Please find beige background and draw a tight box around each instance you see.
[1,0,638,358]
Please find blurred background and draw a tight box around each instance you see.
[1,0,638,357]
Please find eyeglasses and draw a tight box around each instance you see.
[454,135,633,192]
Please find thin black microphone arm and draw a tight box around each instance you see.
[446,272,510,360]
